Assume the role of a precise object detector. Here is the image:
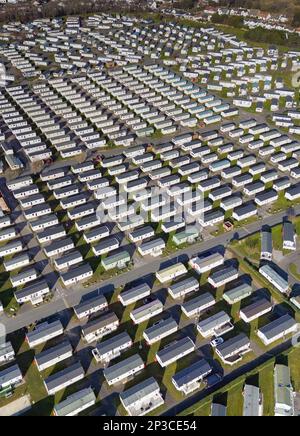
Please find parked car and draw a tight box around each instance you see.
[210,337,224,348]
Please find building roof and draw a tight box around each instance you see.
[144,317,178,342]
[283,221,295,244]
[172,359,212,388]
[243,384,261,416]
[258,314,296,341]
[216,333,250,358]
[120,377,160,408]
[44,362,84,392]
[240,298,273,320]
[168,276,199,297]
[156,337,195,364]
[54,387,96,416]
[93,331,132,357]
[103,354,144,383]
[182,292,215,315]
[0,364,22,387]
[261,231,272,254]
[274,365,294,413]
[35,341,73,368]
[82,311,118,336]
[74,294,107,317]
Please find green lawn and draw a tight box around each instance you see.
[272,225,283,251]
[259,363,275,416]
[289,263,300,282]
[226,382,244,416]
[289,348,300,392]
[236,233,261,263]
[193,400,211,416]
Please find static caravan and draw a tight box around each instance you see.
[119,283,151,307]
[10,268,38,288]
[156,263,187,284]
[168,276,199,300]
[54,251,83,271]
[197,310,233,338]
[119,377,164,417]
[83,225,110,244]
[172,359,212,395]
[81,311,119,344]
[216,333,251,366]
[24,204,52,221]
[240,298,273,323]
[74,294,108,320]
[143,315,178,345]
[257,315,297,346]
[35,341,73,372]
[92,331,133,364]
[14,279,50,305]
[26,320,64,349]
[44,237,75,258]
[0,364,23,390]
[61,263,93,287]
[30,215,59,232]
[44,362,85,396]
[130,299,164,325]
[181,292,216,318]
[53,388,96,417]
[0,342,15,365]
[156,337,195,368]
[37,225,67,245]
[103,354,145,386]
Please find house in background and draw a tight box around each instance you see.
[283,221,297,251]
[261,230,273,261]
[243,384,263,416]
[274,365,295,417]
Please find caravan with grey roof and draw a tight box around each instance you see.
[118,283,151,307]
[181,292,216,318]
[74,294,108,320]
[54,387,96,417]
[103,354,145,386]
[156,337,195,368]
[35,341,73,372]
[143,317,178,345]
[81,311,119,343]
[120,377,164,416]
[44,362,85,396]
[26,320,64,348]
[92,331,133,364]
[14,279,50,305]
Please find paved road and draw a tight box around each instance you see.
[1,205,299,335]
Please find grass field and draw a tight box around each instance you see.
[259,363,275,416]
[226,382,244,416]
[289,348,300,392]
[289,263,300,281]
